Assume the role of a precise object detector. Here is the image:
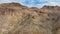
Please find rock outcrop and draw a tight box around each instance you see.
[0,2,60,34]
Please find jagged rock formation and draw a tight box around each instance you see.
[0,2,60,34]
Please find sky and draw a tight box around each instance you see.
[0,0,60,8]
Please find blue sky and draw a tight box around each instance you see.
[0,0,60,8]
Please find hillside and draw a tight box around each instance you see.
[0,2,60,34]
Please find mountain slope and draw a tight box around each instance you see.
[0,2,60,34]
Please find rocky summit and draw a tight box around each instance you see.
[0,2,60,34]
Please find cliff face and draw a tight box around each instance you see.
[0,2,60,34]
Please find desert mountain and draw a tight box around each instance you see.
[0,2,60,34]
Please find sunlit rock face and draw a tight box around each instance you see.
[0,2,60,34]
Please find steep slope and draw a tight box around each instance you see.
[0,2,60,34]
